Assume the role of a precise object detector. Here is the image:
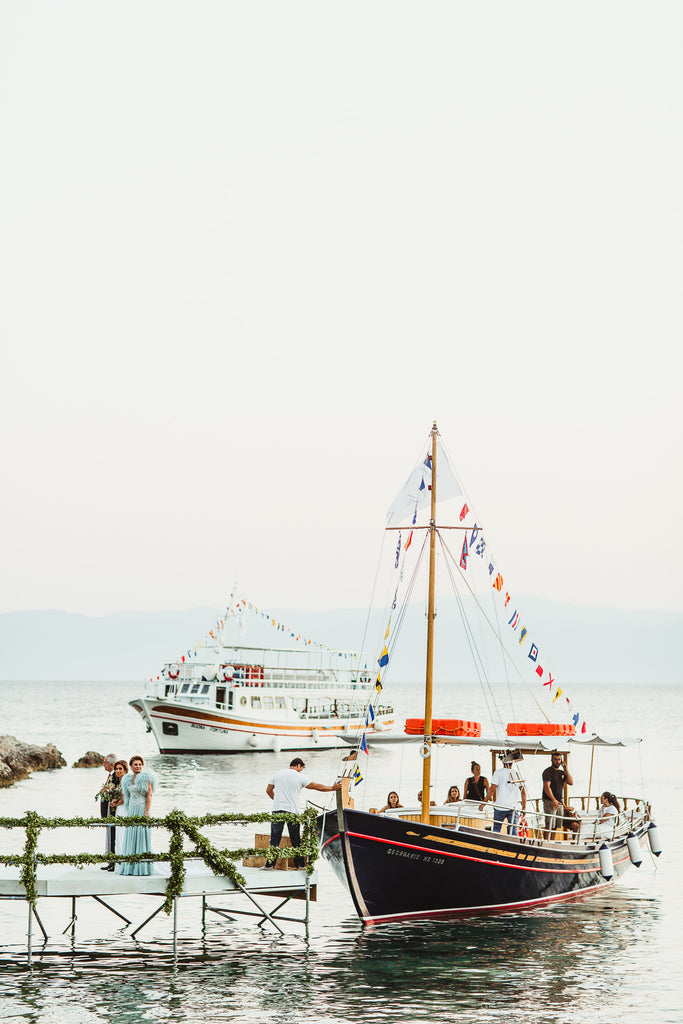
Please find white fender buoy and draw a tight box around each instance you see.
[599,842,614,880]
[272,735,281,754]
[374,718,385,732]
[648,822,663,857]
[312,729,319,743]
[627,832,643,867]
[247,734,259,748]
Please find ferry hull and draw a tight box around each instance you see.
[130,698,393,754]
[319,808,644,925]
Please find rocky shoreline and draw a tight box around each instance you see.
[0,735,67,787]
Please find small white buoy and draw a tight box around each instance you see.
[374,718,385,732]
[598,842,614,880]
[247,734,259,748]
[648,822,663,857]
[312,729,319,744]
[272,735,281,754]
[627,832,643,867]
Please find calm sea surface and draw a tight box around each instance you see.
[0,679,681,1024]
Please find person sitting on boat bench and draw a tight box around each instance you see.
[265,757,341,868]
[480,752,526,836]
[542,751,574,839]
[417,790,437,807]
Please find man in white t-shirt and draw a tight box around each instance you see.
[480,753,527,836]
[265,757,341,868]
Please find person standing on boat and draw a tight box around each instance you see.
[464,761,489,802]
[542,751,573,839]
[100,753,117,869]
[481,753,526,836]
[265,757,341,868]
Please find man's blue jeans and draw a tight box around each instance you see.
[493,806,518,836]
[267,815,303,867]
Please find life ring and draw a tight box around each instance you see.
[419,742,431,759]
[167,664,180,680]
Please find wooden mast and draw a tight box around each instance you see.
[420,421,438,824]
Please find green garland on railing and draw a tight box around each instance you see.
[0,807,321,911]
[163,809,187,914]
[18,811,41,907]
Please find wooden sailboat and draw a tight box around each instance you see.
[319,422,661,925]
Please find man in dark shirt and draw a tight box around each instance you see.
[542,751,573,839]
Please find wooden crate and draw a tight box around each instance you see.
[242,832,296,870]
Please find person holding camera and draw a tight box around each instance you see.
[542,751,574,839]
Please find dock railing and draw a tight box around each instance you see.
[0,807,319,913]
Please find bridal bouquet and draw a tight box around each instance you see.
[95,782,122,803]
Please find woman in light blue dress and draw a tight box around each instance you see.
[118,755,156,875]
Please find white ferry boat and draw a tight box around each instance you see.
[130,614,395,753]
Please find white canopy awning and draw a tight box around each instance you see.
[353,732,641,750]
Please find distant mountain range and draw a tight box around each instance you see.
[1,598,681,685]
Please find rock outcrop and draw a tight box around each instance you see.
[0,735,67,787]
[72,750,105,768]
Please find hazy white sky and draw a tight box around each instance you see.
[2,2,682,617]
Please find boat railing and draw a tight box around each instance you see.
[383,795,648,845]
[0,808,320,910]
[152,678,371,697]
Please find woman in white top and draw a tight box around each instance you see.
[596,791,620,837]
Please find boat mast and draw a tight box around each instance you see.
[421,421,438,824]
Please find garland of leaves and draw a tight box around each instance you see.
[0,808,321,911]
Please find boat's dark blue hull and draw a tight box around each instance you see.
[319,807,643,925]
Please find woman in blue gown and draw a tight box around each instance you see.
[118,754,156,875]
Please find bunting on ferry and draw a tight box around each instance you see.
[167,599,362,676]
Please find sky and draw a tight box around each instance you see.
[2,2,682,618]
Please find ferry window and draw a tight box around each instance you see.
[262,697,274,709]
[275,697,286,709]
[201,684,210,695]
[190,684,201,694]
[180,684,190,694]
[228,692,233,708]
[251,696,262,709]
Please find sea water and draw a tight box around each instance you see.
[0,679,680,1024]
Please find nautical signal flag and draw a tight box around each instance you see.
[460,534,468,569]
[353,764,363,786]
[366,705,375,725]
[360,733,369,754]
[376,675,383,693]
[378,647,389,668]
[459,503,469,521]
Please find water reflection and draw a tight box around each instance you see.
[0,890,664,1024]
